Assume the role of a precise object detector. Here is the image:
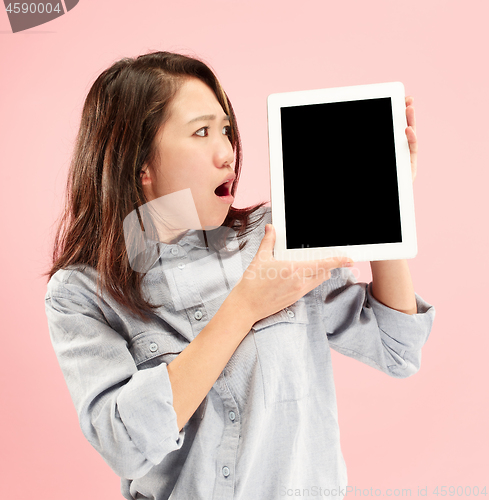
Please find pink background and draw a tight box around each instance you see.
[1,0,488,498]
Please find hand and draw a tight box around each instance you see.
[230,224,353,326]
[405,96,417,182]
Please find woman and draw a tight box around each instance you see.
[45,51,435,500]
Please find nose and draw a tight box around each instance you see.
[215,133,235,168]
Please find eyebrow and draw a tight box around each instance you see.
[186,114,230,125]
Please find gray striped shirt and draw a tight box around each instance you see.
[45,208,435,499]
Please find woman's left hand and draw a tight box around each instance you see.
[405,96,417,182]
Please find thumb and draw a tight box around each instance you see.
[257,224,276,260]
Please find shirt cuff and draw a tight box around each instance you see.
[116,362,184,466]
[366,282,435,376]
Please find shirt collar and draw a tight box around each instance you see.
[141,229,213,271]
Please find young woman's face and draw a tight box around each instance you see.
[141,77,236,232]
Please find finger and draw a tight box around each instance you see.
[406,103,416,133]
[405,95,414,107]
[298,257,354,277]
[256,224,276,262]
[406,126,418,154]
[405,126,418,182]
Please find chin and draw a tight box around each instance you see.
[200,209,230,231]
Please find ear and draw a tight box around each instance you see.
[140,164,152,186]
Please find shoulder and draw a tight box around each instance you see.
[44,264,127,333]
[237,205,270,256]
[45,264,100,304]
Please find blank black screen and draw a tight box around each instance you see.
[280,97,402,249]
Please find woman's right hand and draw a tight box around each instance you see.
[229,224,353,327]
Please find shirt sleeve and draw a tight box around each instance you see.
[321,268,435,378]
[45,282,184,480]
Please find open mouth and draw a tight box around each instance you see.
[214,173,235,202]
[214,182,230,197]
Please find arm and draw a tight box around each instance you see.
[325,96,435,373]
[370,259,417,315]
[369,96,418,316]
[45,287,180,479]
[167,292,253,431]
[322,268,435,378]
[46,228,351,478]
[168,224,352,430]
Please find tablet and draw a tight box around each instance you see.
[267,81,417,262]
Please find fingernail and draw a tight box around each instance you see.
[343,260,354,267]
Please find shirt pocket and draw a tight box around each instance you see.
[128,330,189,370]
[251,299,311,406]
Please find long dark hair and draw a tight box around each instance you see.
[45,51,265,320]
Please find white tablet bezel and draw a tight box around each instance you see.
[267,81,417,262]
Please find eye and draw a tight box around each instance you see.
[223,126,233,143]
[195,127,209,137]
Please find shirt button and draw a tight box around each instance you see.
[194,310,203,320]
[149,342,158,352]
[228,411,236,421]
[222,466,230,477]
[171,247,178,256]
[286,309,295,318]
[178,263,185,270]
